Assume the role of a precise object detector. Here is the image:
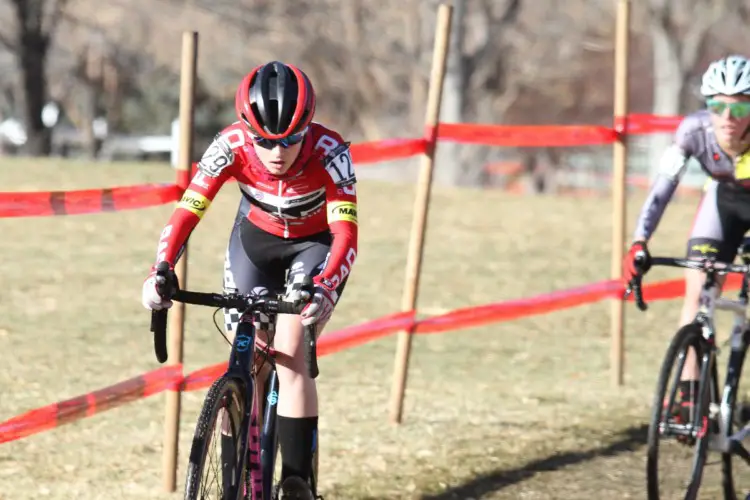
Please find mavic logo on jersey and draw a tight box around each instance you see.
[178,190,211,218]
[328,201,357,224]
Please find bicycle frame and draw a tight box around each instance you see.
[655,260,750,464]
[148,261,317,499]
[223,317,265,499]
[699,272,750,463]
[226,316,287,500]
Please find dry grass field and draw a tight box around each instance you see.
[1,157,748,499]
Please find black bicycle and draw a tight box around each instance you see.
[149,261,321,500]
[627,255,750,500]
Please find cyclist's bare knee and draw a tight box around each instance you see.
[273,314,307,374]
[681,269,705,326]
[680,267,726,380]
[680,269,726,326]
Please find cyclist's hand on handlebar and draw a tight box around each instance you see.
[284,275,335,326]
[141,265,176,311]
[623,240,651,284]
[302,277,336,326]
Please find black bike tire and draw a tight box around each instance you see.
[682,350,716,500]
[184,376,247,500]
[267,425,320,497]
[721,378,743,499]
[646,322,709,500]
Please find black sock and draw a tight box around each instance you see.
[277,415,317,483]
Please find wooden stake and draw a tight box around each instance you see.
[162,31,198,492]
[388,3,453,425]
[610,0,630,387]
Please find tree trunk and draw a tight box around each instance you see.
[18,31,51,156]
[648,24,683,177]
[406,0,426,132]
[436,0,466,186]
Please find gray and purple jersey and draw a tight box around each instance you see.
[633,110,750,241]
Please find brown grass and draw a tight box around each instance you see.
[0,157,747,499]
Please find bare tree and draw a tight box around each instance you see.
[0,0,69,155]
[11,0,750,186]
[435,0,614,187]
[642,0,732,173]
[433,0,523,186]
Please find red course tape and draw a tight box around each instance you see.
[437,123,618,147]
[0,366,182,444]
[0,184,181,218]
[3,270,735,445]
[350,138,426,164]
[0,112,698,440]
[2,114,689,218]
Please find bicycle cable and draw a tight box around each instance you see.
[212,307,232,347]
[211,307,276,375]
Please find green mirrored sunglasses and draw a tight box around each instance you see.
[707,98,750,119]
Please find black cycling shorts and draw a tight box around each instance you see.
[687,181,750,262]
[222,197,347,334]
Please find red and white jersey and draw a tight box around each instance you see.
[153,121,358,290]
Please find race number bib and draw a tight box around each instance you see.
[323,143,356,187]
[198,133,238,177]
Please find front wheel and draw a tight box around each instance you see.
[721,373,750,499]
[184,376,247,500]
[646,323,715,500]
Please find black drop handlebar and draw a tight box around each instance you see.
[148,261,319,378]
[625,255,750,311]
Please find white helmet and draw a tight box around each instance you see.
[700,55,750,97]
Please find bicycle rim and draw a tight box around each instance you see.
[683,350,715,500]
[646,323,707,500]
[184,376,247,500]
[721,395,747,499]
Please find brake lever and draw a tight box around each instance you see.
[151,261,175,364]
[624,274,648,311]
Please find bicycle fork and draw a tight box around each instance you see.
[708,325,750,465]
[234,375,263,500]
[260,370,280,500]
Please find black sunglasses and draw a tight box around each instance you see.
[250,128,308,150]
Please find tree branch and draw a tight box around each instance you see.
[43,0,70,36]
[679,0,726,69]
